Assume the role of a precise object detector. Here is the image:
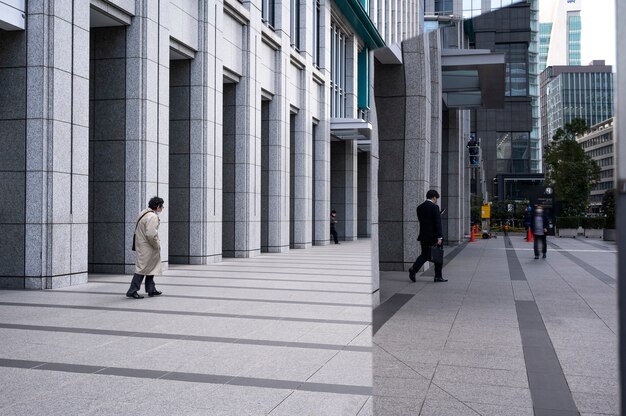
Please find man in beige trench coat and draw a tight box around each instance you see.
[126,196,164,299]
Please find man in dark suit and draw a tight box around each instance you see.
[409,189,447,283]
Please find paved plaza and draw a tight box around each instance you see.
[0,241,372,416]
[374,235,618,416]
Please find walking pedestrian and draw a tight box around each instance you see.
[408,190,446,283]
[330,209,340,244]
[532,205,548,259]
[126,196,164,299]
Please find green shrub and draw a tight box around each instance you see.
[580,217,605,229]
[556,217,580,229]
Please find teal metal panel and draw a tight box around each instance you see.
[333,0,385,49]
[358,48,370,109]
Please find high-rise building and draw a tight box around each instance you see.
[540,61,614,149]
[539,0,583,71]
[576,118,615,211]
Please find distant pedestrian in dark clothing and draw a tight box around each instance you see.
[330,210,339,244]
[532,205,548,259]
[409,190,446,283]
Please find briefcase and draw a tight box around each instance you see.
[430,245,444,264]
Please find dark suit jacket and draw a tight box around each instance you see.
[416,200,443,245]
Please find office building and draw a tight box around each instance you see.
[1,0,426,289]
[466,2,535,200]
[576,118,615,210]
[540,61,614,149]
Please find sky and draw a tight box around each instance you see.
[539,0,616,67]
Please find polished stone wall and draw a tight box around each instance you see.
[375,31,444,271]
[0,1,90,289]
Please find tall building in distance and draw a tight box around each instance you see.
[540,61,614,148]
[539,0,583,71]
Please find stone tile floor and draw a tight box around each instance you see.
[374,235,618,416]
[0,240,372,416]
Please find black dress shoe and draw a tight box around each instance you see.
[408,267,416,282]
[434,277,448,282]
[148,290,162,297]
[126,292,144,299]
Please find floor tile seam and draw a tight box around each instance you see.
[155,275,373,285]
[424,379,484,416]
[372,342,435,383]
[0,358,373,396]
[439,241,490,358]
[85,281,371,295]
[505,237,581,414]
[43,290,373,308]
[0,324,373,353]
[432,377,532,391]
[0,302,371,326]
[546,242,616,287]
[532,248,617,337]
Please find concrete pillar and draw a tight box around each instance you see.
[401,34,435,270]
[358,152,371,237]
[375,31,441,271]
[313,120,331,245]
[180,1,223,264]
[227,1,262,257]
[0,1,90,288]
[291,109,314,249]
[119,0,170,273]
[441,110,466,245]
[331,140,358,241]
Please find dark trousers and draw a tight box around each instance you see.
[412,243,442,278]
[534,234,547,256]
[127,273,156,294]
[330,226,339,244]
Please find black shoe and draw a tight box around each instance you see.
[534,255,539,259]
[409,267,416,282]
[148,290,162,297]
[126,292,144,299]
[542,254,546,259]
[434,277,448,282]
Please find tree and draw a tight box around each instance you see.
[544,118,600,216]
[602,189,615,229]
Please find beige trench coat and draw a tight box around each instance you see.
[134,209,162,276]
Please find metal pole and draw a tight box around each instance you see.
[616,0,626,412]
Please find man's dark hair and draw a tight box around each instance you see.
[331,210,337,214]
[426,190,440,200]
[148,196,164,210]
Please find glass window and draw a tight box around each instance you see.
[291,0,301,49]
[330,22,347,118]
[262,0,275,27]
[313,0,321,66]
[435,0,453,15]
[495,43,528,96]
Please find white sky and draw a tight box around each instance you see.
[539,0,616,67]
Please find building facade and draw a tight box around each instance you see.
[540,61,614,149]
[576,118,615,210]
[0,0,424,289]
[468,2,534,200]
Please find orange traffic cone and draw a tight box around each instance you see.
[527,228,534,242]
[469,227,476,242]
